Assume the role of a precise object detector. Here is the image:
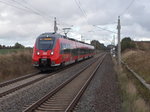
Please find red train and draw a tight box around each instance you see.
[32,32,95,71]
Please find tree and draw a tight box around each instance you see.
[0,45,2,49]
[91,40,106,50]
[14,42,25,48]
[2,45,6,48]
[121,37,136,52]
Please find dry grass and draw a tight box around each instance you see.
[122,49,138,59]
[0,49,37,82]
[135,41,150,51]
[134,98,150,112]
[126,81,137,95]
[122,49,150,83]
[113,58,150,112]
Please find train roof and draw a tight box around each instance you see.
[38,32,93,46]
[38,32,64,38]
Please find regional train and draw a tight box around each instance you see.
[32,32,95,71]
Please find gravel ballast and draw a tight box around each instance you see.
[74,54,121,112]
[0,55,100,112]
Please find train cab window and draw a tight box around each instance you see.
[37,37,55,50]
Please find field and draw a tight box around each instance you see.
[135,41,150,51]
[0,48,37,83]
[115,42,150,112]
[122,49,150,83]
[0,48,27,54]
[114,61,150,112]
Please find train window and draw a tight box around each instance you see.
[60,43,63,50]
[62,43,66,50]
[37,38,54,50]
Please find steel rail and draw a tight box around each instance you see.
[0,56,97,98]
[0,56,94,88]
[65,54,106,112]
[0,72,40,88]
[23,54,106,112]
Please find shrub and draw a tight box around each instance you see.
[121,37,136,52]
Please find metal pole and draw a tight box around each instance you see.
[54,17,58,33]
[117,16,121,66]
[113,35,115,46]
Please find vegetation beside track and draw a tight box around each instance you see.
[0,48,27,54]
[113,59,150,112]
[120,38,150,83]
[122,50,150,83]
[0,49,37,82]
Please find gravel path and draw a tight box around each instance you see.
[74,54,121,112]
[0,54,101,112]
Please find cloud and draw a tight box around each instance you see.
[0,0,150,46]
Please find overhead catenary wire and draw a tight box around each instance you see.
[93,25,117,34]
[0,1,33,13]
[2,0,117,36]
[1,0,117,42]
[119,0,135,16]
[12,0,72,28]
[73,0,117,35]
[9,0,54,21]
[16,0,54,19]
[11,0,43,15]
[73,0,87,18]
[0,0,52,22]
[86,30,113,44]
[0,0,72,28]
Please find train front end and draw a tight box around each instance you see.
[32,33,61,70]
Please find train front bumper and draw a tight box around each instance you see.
[32,59,60,67]
[33,61,39,67]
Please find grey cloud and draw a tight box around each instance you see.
[0,0,150,46]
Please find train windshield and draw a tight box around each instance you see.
[36,37,55,50]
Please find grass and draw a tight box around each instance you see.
[113,59,150,112]
[0,49,37,83]
[135,41,150,51]
[122,50,150,83]
[125,66,150,102]
[0,48,26,54]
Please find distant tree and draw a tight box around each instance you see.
[14,42,25,48]
[2,45,6,48]
[121,37,136,52]
[91,40,106,50]
[107,44,115,50]
[7,46,12,49]
[0,45,14,49]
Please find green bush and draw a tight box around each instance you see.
[14,42,25,48]
[91,40,106,50]
[121,37,136,52]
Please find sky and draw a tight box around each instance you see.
[0,0,150,47]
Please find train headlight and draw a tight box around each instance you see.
[50,51,54,55]
[37,51,40,55]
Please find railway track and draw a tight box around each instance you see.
[0,56,98,98]
[23,54,106,112]
[0,72,40,88]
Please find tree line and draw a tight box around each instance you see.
[0,42,25,49]
[0,40,107,50]
[91,40,107,50]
